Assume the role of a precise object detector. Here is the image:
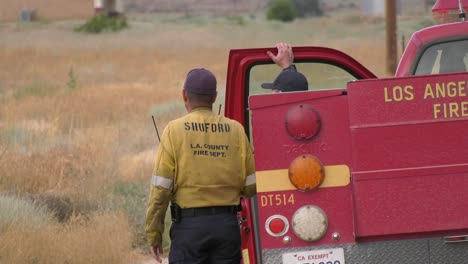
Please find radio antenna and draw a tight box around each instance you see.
[459,0,466,21]
[151,115,161,142]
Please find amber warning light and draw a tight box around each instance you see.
[288,155,325,191]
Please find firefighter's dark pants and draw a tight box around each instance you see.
[169,206,241,264]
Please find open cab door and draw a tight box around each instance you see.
[225,46,376,264]
[225,47,376,125]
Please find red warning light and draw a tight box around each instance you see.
[265,215,289,237]
[285,104,321,141]
[269,218,286,234]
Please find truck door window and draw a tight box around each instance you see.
[415,39,468,75]
[248,62,357,96]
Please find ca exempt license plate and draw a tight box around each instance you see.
[282,248,345,264]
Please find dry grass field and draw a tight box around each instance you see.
[0,10,433,263]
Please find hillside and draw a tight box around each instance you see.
[1,0,431,22]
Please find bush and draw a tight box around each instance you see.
[267,0,297,22]
[75,15,128,34]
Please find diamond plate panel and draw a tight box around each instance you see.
[429,238,468,264]
[262,238,468,264]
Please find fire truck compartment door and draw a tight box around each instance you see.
[249,89,356,248]
[348,72,468,238]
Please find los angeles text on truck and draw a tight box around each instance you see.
[224,1,468,263]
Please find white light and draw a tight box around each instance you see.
[291,205,328,242]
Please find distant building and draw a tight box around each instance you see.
[94,0,125,15]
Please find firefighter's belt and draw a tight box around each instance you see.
[180,206,238,218]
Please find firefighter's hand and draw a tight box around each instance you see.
[267,42,294,69]
[150,244,163,263]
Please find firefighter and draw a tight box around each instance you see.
[145,68,256,264]
[262,42,309,93]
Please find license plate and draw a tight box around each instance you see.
[282,248,345,264]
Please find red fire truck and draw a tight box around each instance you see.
[225,1,468,263]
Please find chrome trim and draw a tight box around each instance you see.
[443,235,468,243]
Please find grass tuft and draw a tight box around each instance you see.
[66,67,78,89]
[14,82,60,99]
[0,194,53,232]
[75,14,128,34]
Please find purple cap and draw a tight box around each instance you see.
[183,68,217,95]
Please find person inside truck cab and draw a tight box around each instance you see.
[261,42,309,93]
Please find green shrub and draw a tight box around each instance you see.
[267,0,297,22]
[75,15,128,34]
